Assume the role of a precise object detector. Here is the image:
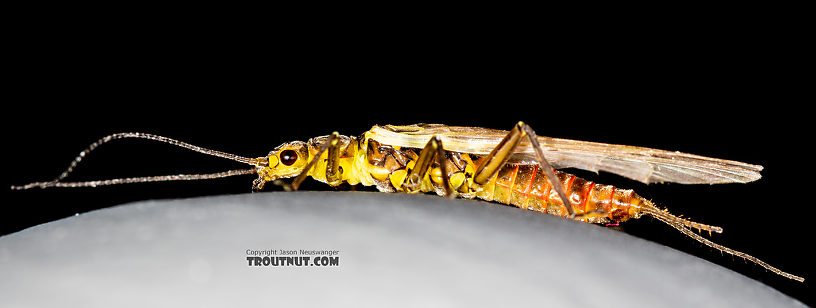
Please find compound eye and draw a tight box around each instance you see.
[280,149,298,166]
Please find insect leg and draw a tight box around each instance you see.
[276,132,341,191]
[325,132,344,186]
[434,138,454,197]
[472,122,574,216]
[520,124,575,217]
[402,136,453,197]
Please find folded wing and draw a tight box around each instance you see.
[369,124,762,184]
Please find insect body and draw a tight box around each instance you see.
[11,123,803,282]
[261,126,637,224]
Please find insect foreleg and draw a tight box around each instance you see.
[271,132,342,192]
[325,132,344,186]
[472,122,575,216]
[402,136,453,197]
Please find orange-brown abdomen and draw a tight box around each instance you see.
[476,164,643,223]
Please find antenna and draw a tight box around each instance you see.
[11,132,266,190]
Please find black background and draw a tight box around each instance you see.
[3,18,810,305]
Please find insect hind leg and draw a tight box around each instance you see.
[471,122,575,217]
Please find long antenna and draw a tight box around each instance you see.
[11,169,257,190]
[11,132,266,190]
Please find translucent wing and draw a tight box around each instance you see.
[368,124,762,184]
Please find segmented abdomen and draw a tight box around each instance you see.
[475,164,641,222]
